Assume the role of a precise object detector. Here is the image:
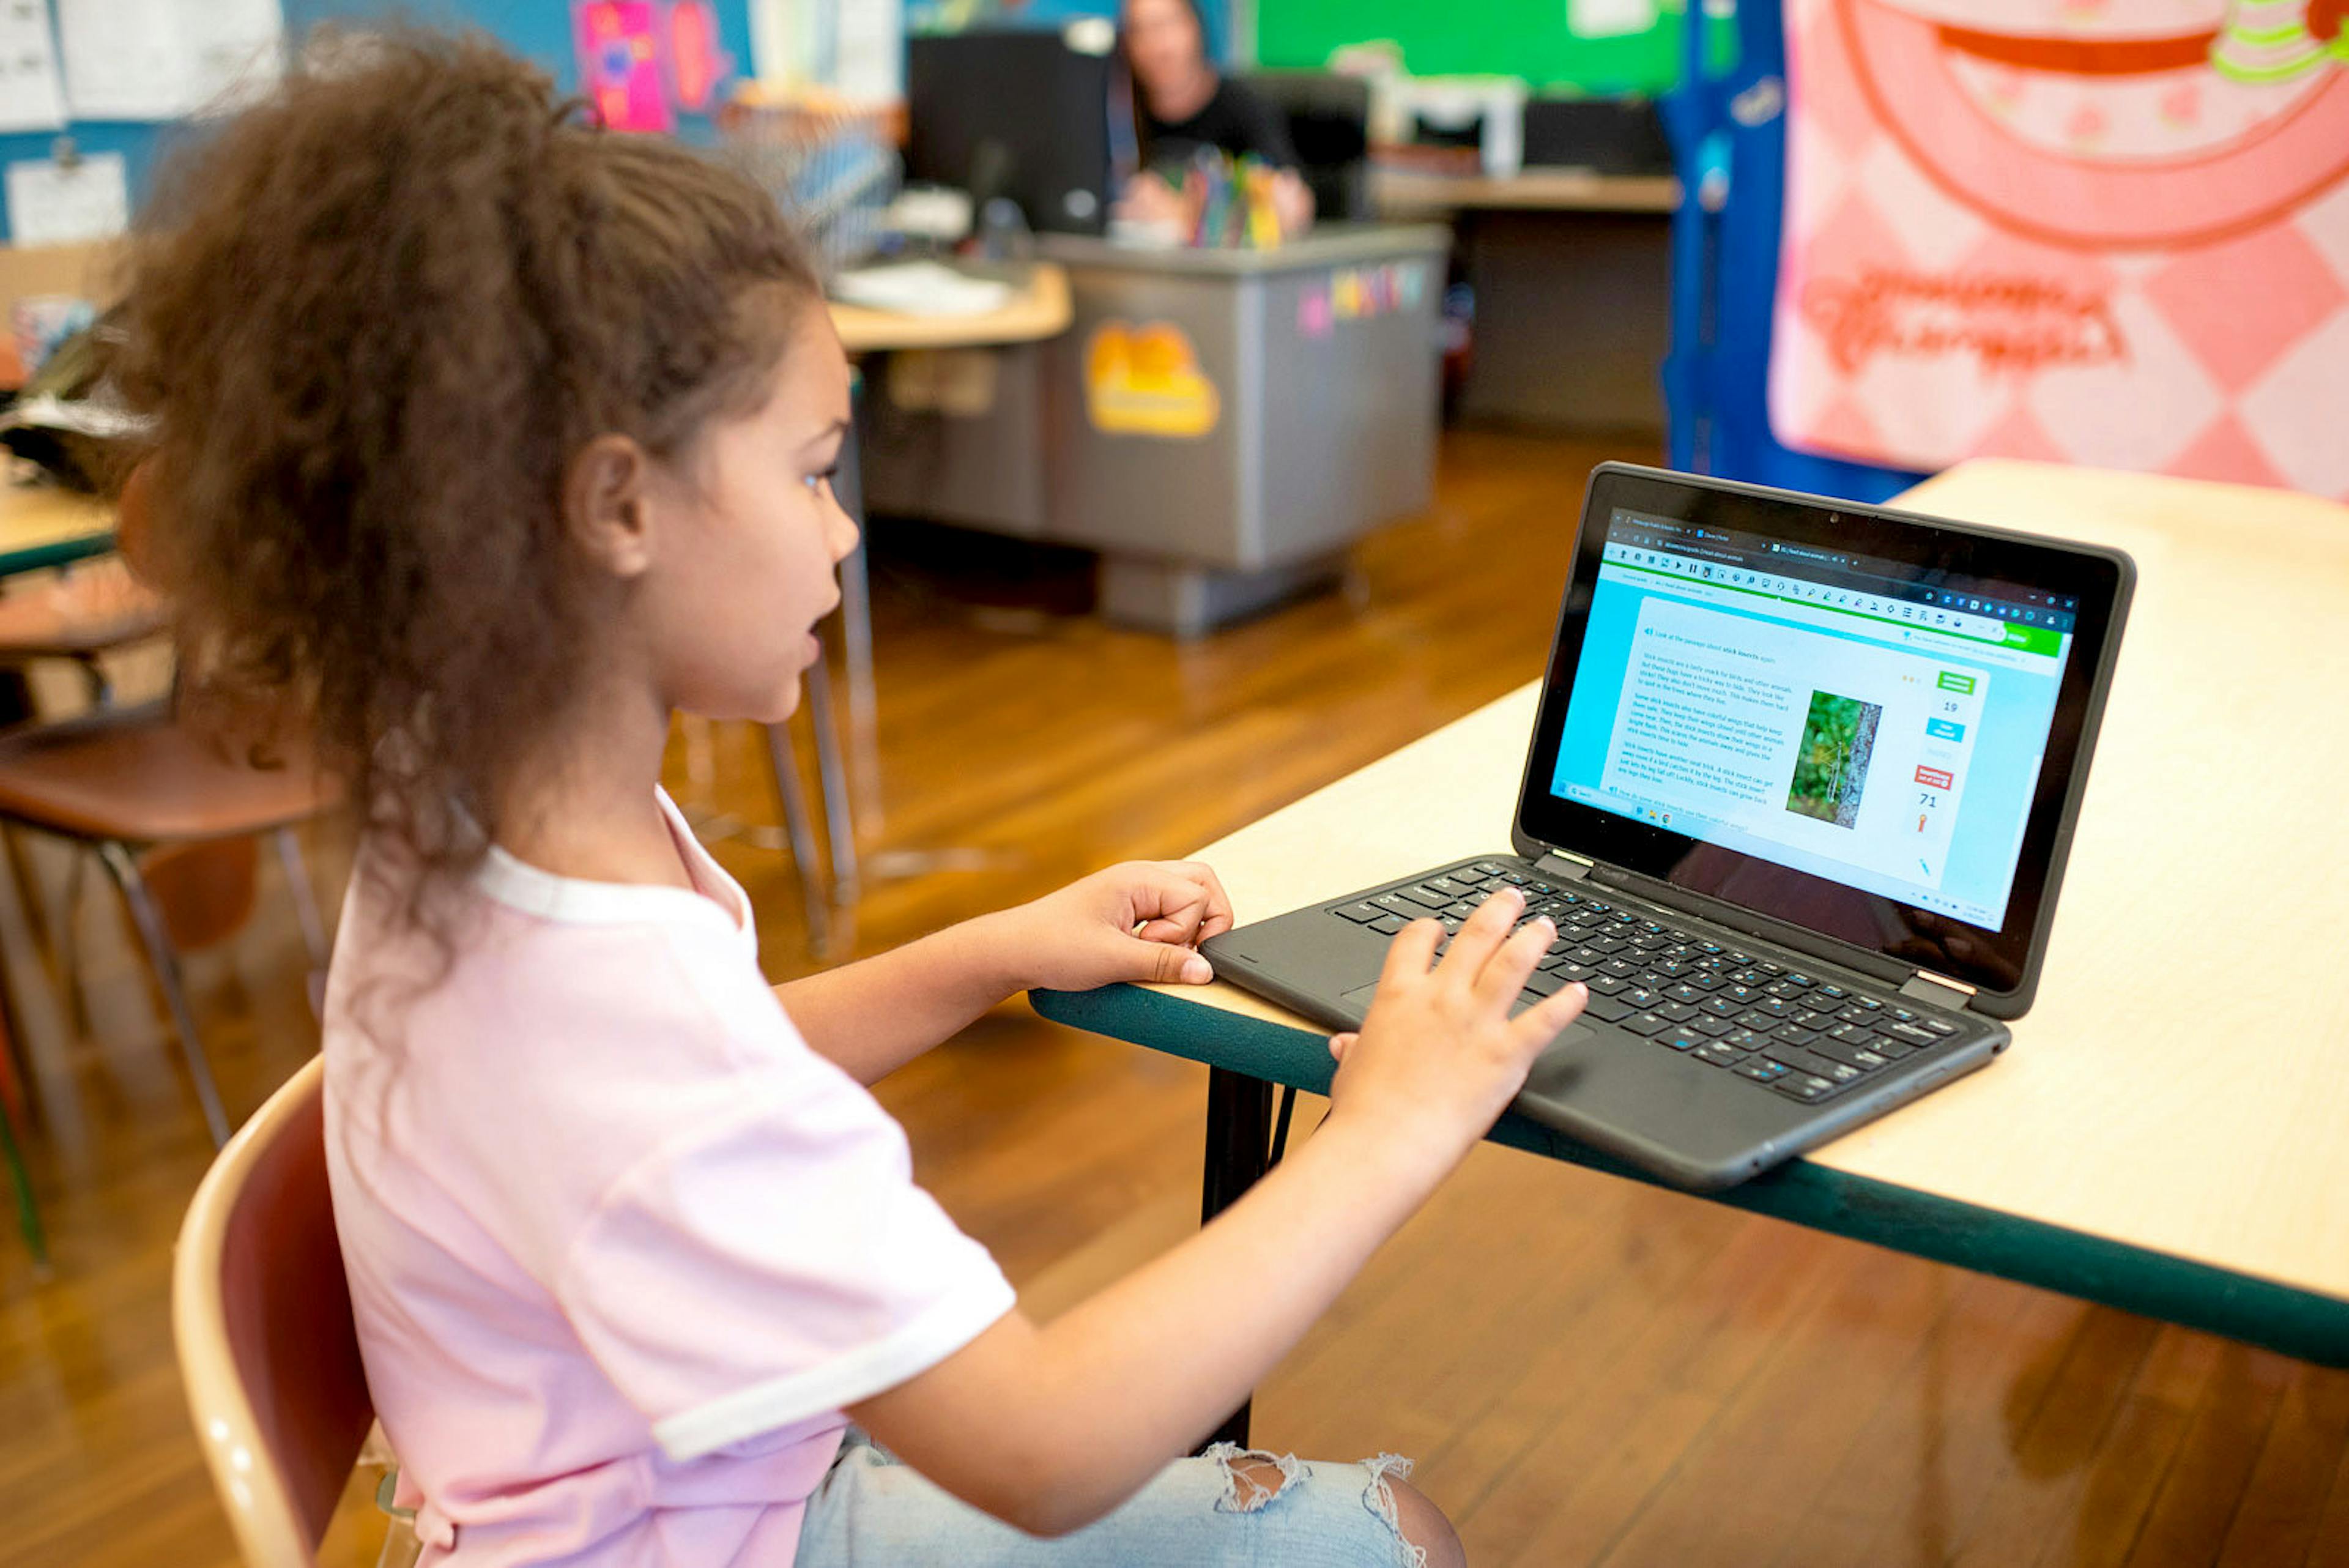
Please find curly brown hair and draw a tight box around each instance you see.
[111,27,820,904]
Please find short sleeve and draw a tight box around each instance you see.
[554,1064,1016,1463]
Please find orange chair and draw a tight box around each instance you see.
[0,463,341,1146]
[174,1055,415,1567]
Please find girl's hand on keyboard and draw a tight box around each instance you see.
[1323,886,1587,1180]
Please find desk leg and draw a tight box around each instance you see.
[1200,1066,1275,1451]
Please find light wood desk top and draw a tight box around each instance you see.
[1371,167,1680,218]
[826,262,1071,355]
[0,481,113,578]
[1042,459,2349,1345]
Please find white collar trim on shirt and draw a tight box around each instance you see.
[472,789,753,943]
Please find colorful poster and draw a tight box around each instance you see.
[1085,321,1221,437]
[574,0,673,133]
[1772,0,2349,499]
[667,0,729,111]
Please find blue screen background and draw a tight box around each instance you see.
[1551,570,2068,926]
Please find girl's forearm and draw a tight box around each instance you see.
[852,1113,1453,1535]
[773,913,1024,1083]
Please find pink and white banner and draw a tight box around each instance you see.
[1771,0,2349,498]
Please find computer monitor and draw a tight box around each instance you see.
[1241,70,1371,221]
[905,28,1115,237]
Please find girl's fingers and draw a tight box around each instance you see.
[1329,1031,1357,1062]
[1472,915,1554,1007]
[1127,866,1215,944]
[1436,888,1523,976]
[1512,982,1590,1055]
[1134,915,1195,944]
[1170,861,1237,941]
[1379,916,1444,984]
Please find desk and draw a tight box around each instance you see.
[827,261,1072,355]
[0,483,111,578]
[1033,459,2349,1442]
[860,226,1451,636]
[1373,168,1679,435]
[1035,224,1449,634]
[825,265,1074,849]
[1370,168,1680,218]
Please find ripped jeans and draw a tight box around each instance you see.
[793,1430,1427,1567]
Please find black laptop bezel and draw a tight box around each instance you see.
[1512,464,2133,1017]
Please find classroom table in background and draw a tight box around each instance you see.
[0,482,113,579]
[860,225,1451,638]
[1033,458,2349,1443]
[814,262,1077,877]
[828,261,1072,356]
[825,258,1074,775]
[1373,166,1680,436]
[1368,168,1680,218]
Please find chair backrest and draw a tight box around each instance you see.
[174,1055,374,1566]
[1239,70,1372,221]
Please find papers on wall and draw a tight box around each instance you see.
[0,1,64,133]
[57,0,283,121]
[749,0,788,84]
[834,0,902,102]
[1567,0,1658,38]
[6,147,125,245]
[751,0,900,100]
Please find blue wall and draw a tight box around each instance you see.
[0,1,757,241]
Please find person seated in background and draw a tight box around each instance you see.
[1118,0,1314,236]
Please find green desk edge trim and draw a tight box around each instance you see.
[0,531,112,580]
[1031,983,2349,1369]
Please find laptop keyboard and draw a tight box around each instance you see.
[1328,860,1967,1105]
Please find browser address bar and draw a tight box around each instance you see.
[1601,545,2007,642]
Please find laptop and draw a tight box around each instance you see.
[1201,464,2134,1190]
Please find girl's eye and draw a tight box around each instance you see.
[803,466,838,496]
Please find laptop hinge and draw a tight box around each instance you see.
[1533,850,1594,882]
[1899,970,1978,1010]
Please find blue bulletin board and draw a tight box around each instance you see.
[0,1,757,242]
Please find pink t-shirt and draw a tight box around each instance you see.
[322,793,1015,1566]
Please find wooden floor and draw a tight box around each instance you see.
[5,429,2348,1567]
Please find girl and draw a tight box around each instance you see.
[119,32,1587,1567]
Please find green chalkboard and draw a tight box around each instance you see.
[1252,0,1688,95]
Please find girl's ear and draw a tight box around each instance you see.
[563,434,658,580]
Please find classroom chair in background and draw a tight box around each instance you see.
[0,1032,41,1268]
[0,463,339,1148]
[0,529,172,1093]
[0,552,166,702]
[174,1054,416,1568]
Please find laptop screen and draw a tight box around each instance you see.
[1516,466,2131,1011]
[1549,509,2076,931]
